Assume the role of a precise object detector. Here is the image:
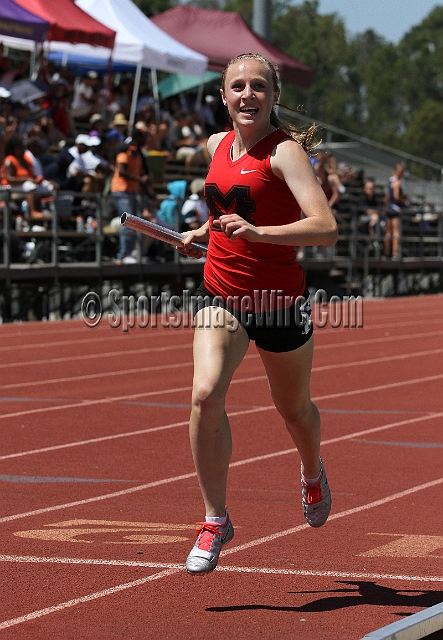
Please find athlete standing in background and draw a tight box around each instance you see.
[179,53,338,575]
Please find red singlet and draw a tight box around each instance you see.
[203,128,306,310]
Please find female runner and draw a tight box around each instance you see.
[179,53,338,575]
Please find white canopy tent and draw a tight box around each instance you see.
[2,0,208,126]
[48,0,208,127]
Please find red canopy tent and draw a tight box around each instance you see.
[152,5,313,88]
[13,0,115,48]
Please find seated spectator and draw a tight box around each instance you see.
[136,88,155,113]
[199,95,219,136]
[42,79,73,138]
[43,135,89,192]
[0,47,30,83]
[180,178,209,231]
[89,113,106,137]
[71,71,99,122]
[81,135,112,195]
[107,112,129,143]
[358,180,380,240]
[11,103,35,137]
[0,133,51,217]
[25,137,58,192]
[0,115,19,161]
[157,179,187,230]
[106,87,124,122]
[65,135,90,190]
[314,153,341,212]
[168,110,210,167]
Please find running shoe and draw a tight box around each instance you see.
[185,517,234,575]
[301,458,332,527]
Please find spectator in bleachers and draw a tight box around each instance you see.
[88,113,106,137]
[383,164,410,260]
[110,126,156,263]
[168,109,210,167]
[0,47,30,83]
[80,135,111,194]
[136,104,156,128]
[0,133,51,217]
[199,95,219,136]
[107,112,129,144]
[25,137,58,191]
[71,71,99,122]
[136,88,155,112]
[42,79,73,139]
[43,135,88,192]
[358,179,380,241]
[181,178,209,231]
[313,152,342,213]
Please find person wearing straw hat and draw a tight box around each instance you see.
[108,112,129,143]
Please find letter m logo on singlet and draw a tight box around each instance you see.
[205,183,256,230]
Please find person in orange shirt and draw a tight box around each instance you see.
[1,134,43,216]
[110,126,154,263]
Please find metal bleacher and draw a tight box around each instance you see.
[1,143,443,322]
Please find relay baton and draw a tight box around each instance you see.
[120,212,208,254]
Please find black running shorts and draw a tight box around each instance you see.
[192,281,313,353]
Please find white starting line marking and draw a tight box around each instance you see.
[1,477,443,630]
[0,554,442,584]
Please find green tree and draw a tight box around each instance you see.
[132,0,173,18]
[272,1,352,129]
[401,100,443,167]
[143,0,443,165]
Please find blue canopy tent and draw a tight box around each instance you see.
[47,51,136,75]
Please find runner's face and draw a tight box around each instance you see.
[221,60,279,128]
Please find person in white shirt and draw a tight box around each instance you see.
[71,71,98,120]
[181,178,209,231]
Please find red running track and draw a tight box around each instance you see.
[0,294,443,639]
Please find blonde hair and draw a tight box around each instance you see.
[221,53,320,154]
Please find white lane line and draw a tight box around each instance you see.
[0,471,198,524]
[0,343,192,370]
[1,477,443,629]
[0,554,442,583]
[313,373,443,402]
[0,319,443,368]
[315,329,443,351]
[1,411,443,524]
[0,404,269,461]
[221,479,443,558]
[1,368,443,423]
[0,328,190,353]
[0,385,194,421]
[0,360,191,390]
[313,347,443,371]
[2,345,442,390]
[0,312,441,348]
[0,568,180,630]
[0,389,441,467]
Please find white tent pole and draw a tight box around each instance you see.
[129,61,142,134]
[150,67,160,123]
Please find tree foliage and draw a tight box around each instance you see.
[132,0,172,17]
[138,0,443,165]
